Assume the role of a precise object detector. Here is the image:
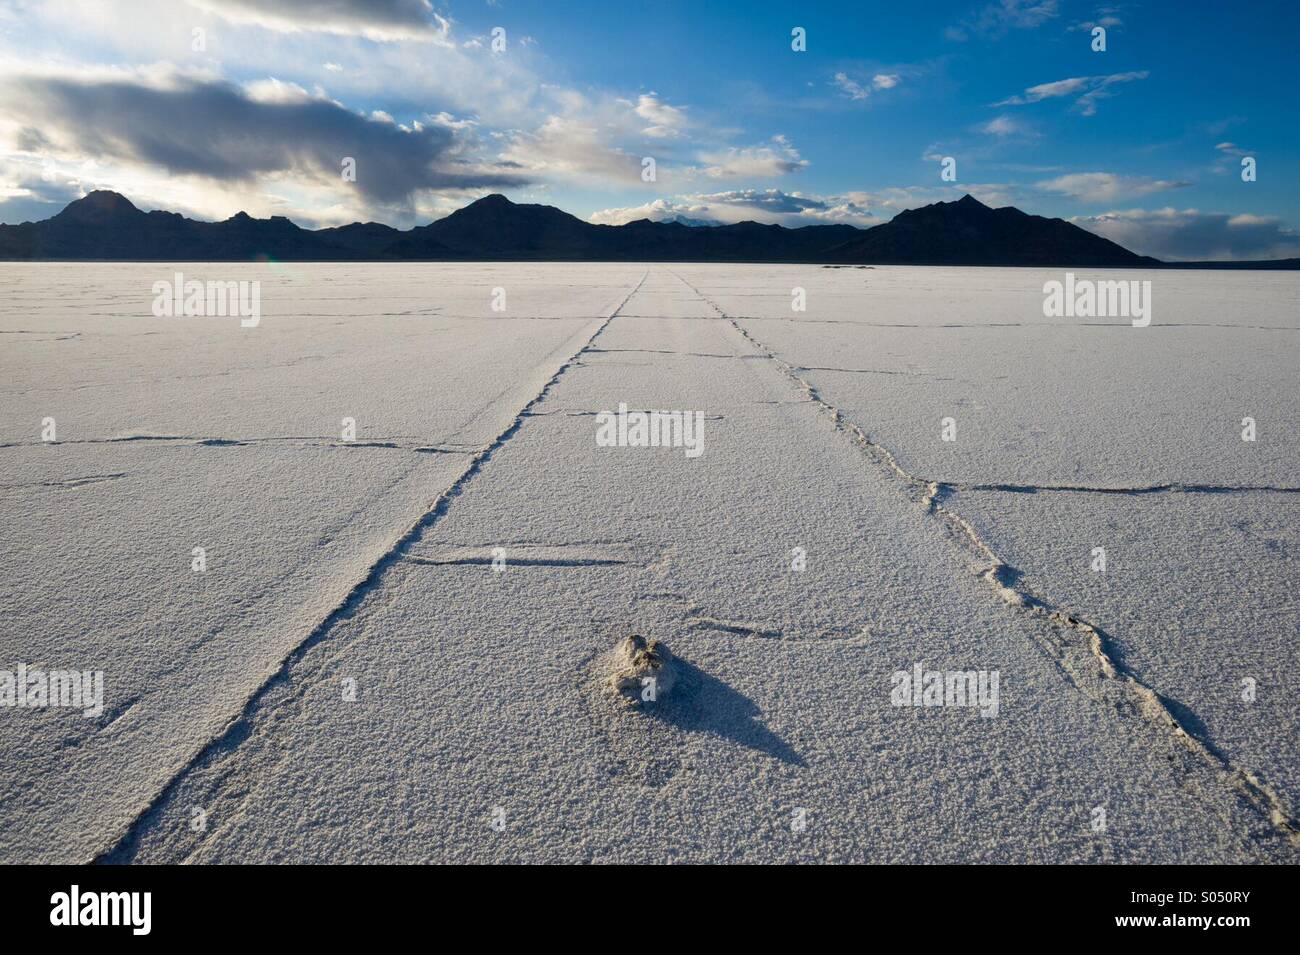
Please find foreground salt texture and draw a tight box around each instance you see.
[0,263,1295,863]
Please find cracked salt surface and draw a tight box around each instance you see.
[1,263,1296,863]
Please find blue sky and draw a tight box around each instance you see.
[1,0,1296,258]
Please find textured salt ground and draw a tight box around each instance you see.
[0,263,645,862]
[0,263,641,447]
[1,263,1295,863]
[943,489,1300,819]
[729,323,1297,488]
[102,271,1294,864]
[706,264,1299,328]
[678,265,1300,833]
[0,441,470,862]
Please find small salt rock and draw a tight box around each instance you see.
[607,634,676,706]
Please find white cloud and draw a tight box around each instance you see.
[630,92,689,139]
[1069,5,1124,31]
[589,188,882,228]
[0,161,94,222]
[6,1,557,130]
[500,113,644,185]
[1070,16,1122,30]
[870,183,1018,211]
[946,0,1060,41]
[0,67,526,211]
[242,77,314,103]
[188,0,452,43]
[996,71,1148,115]
[1073,207,1300,261]
[979,114,1024,136]
[0,1,814,219]
[1037,172,1191,203]
[832,71,902,101]
[833,72,869,101]
[1210,141,1257,175]
[588,197,718,226]
[588,184,1035,229]
[698,135,808,179]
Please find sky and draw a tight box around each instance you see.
[0,0,1297,259]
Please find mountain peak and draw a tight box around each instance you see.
[54,190,142,221]
[80,190,136,207]
[467,193,514,209]
[828,192,1150,267]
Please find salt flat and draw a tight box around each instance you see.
[0,263,1296,863]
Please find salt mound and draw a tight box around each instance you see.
[605,634,676,707]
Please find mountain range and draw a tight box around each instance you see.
[0,190,1295,268]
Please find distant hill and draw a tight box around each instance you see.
[0,190,1292,267]
[824,194,1157,267]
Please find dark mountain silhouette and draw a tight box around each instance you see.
[0,190,353,261]
[824,194,1154,267]
[0,190,1290,267]
[386,193,604,259]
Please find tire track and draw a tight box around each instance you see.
[668,269,1300,851]
[94,271,648,864]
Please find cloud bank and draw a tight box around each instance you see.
[189,0,451,42]
[1074,208,1300,261]
[2,69,526,204]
